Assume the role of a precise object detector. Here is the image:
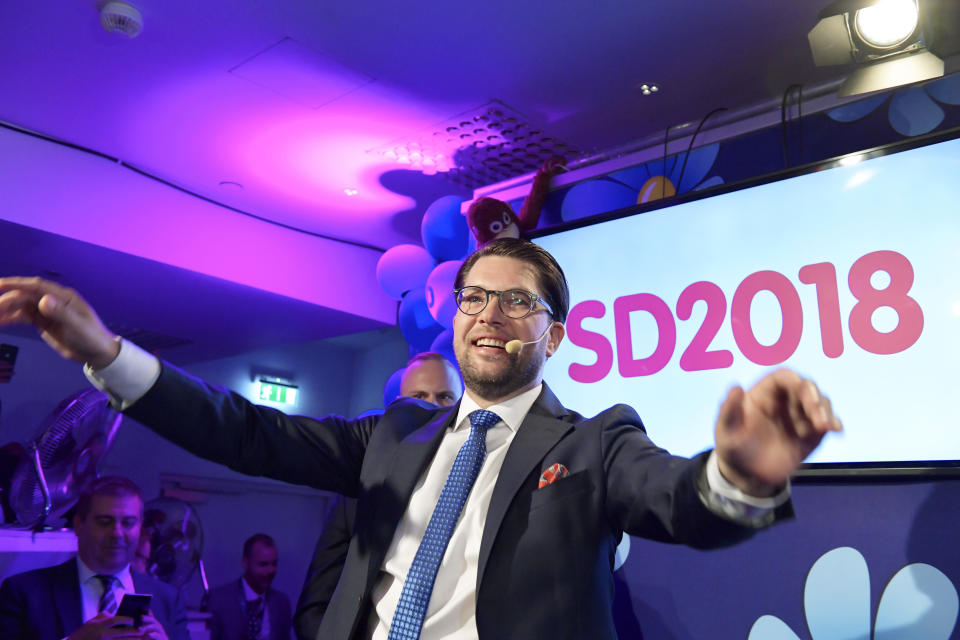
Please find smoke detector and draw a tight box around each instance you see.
[100,1,143,38]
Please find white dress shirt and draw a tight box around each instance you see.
[85,339,789,640]
[76,556,135,623]
[367,385,539,640]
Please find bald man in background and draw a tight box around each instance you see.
[294,353,462,640]
[394,352,462,407]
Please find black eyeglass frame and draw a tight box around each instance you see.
[453,286,554,319]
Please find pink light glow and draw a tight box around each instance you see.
[126,69,464,247]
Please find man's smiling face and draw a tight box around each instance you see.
[74,493,143,574]
[453,255,562,406]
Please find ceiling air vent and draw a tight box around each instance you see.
[100,1,143,38]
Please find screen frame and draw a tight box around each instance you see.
[531,124,960,478]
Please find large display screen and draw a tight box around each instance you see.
[535,132,960,465]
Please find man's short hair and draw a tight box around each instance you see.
[243,533,276,558]
[406,351,455,368]
[455,238,570,324]
[74,475,144,521]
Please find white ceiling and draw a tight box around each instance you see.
[1,0,957,361]
[0,0,859,245]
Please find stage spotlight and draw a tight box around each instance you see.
[855,0,918,48]
[808,0,944,97]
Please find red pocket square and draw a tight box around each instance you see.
[538,463,569,489]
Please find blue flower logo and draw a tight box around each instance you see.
[827,74,960,137]
[749,546,958,639]
[558,143,724,222]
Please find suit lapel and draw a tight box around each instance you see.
[477,385,574,584]
[53,560,83,636]
[361,406,457,589]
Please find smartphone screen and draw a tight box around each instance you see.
[0,344,17,366]
[115,593,152,627]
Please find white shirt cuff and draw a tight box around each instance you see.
[83,338,161,410]
[702,450,790,524]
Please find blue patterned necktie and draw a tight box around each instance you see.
[246,596,265,640]
[94,574,118,614]
[388,409,501,640]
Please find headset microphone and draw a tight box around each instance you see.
[505,323,554,355]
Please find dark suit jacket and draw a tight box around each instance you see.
[206,578,292,640]
[294,494,356,640]
[126,362,792,640]
[0,558,188,640]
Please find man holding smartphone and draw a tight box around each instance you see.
[0,476,188,640]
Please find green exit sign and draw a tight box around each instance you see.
[258,381,298,406]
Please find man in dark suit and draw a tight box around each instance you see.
[0,238,841,640]
[0,476,188,640]
[293,353,463,640]
[207,533,292,640]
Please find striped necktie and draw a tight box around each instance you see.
[387,409,501,640]
[94,574,119,614]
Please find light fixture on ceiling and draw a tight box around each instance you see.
[808,0,943,97]
[344,188,359,196]
[855,0,919,47]
[99,1,144,38]
[639,83,660,96]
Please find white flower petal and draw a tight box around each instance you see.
[827,95,887,123]
[804,547,872,639]
[888,88,944,136]
[925,74,960,106]
[748,615,803,640]
[613,534,630,572]
[874,563,959,640]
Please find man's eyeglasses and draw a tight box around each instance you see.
[454,286,554,319]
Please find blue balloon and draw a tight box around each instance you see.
[382,367,404,407]
[376,244,435,300]
[425,260,462,329]
[399,288,444,353]
[464,229,478,259]
[421,195,469,262]
[429,328,457,369]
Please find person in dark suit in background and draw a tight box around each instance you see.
[0,475,188,640]
[293,352,463,640]
[206,533,292,640]
[0,238,842,639]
